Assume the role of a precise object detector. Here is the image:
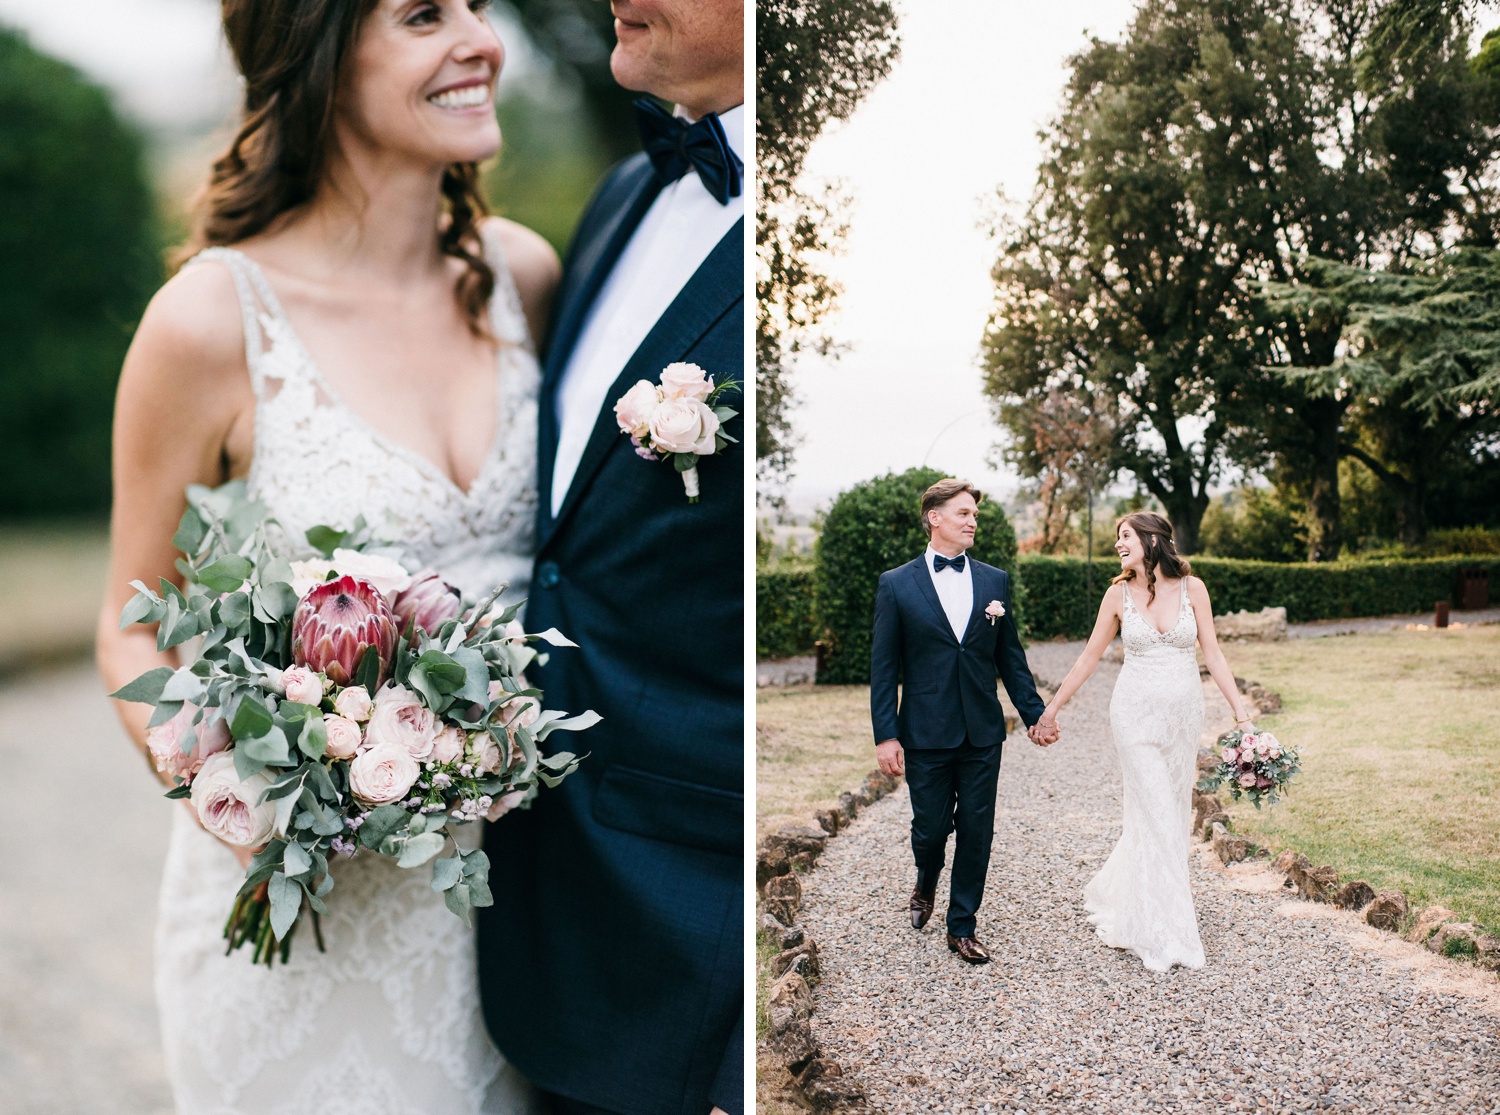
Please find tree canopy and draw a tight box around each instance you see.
[0,26,159,518]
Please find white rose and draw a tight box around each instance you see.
[326,548,412,599]
[191,752,276,847]
[469,732,503,774]
[366,683,437,760]
[280,665,324,706]
[658,362,713,402]
[647,397,720,456]
[289,559,335,599]
[333,685,373,721]
[613,380,661,438]
[348,742,420,806]
[430,724,465,765]
[324,715,363,760]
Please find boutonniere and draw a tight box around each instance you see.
[985,600,1006,625]
[613,362,739,503]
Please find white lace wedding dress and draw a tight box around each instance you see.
[1083,578,1206,972]
[154,235,541,1114]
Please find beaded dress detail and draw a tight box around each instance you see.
[1083,577,1207,972]
[154,233,540,1115]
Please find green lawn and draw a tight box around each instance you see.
[1222,625,1500,934]
[0,520,110,674]
[756,684,879,841]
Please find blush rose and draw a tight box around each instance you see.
[348,743,420,806]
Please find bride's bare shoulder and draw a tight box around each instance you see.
[123,258,247,396]
[482,218,560,295]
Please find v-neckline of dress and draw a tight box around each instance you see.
[1125,578,1187,637]
[231,248,507,501]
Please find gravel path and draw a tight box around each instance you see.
[0,662,173,1115]
[798,650,1500,1114]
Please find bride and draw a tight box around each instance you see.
[1033,512,1254,972]
[95,1,556,1110]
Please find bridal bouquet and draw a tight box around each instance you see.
[1196,726,1299,809]
[112,481,594,965]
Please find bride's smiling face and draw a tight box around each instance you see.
[339,0,504,168]
[1116,524,1145,573]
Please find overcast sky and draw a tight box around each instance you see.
[782,0,1141,511]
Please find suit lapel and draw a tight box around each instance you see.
[909,558,956,643]
[540,220,744,549]
[960,563,991,645]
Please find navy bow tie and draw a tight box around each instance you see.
[933,553,966,573]
[634,98,743,205]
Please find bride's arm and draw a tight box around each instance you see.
[1189,576,1256,729]
[482,217,561,350]
[95,264,255,769]
[1036,587,1123,735]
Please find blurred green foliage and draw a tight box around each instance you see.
[0,26,160,519]
[485,90,614,258]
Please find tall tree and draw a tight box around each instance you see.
[999,385,1119,555]
[756,0,899,493]
[1264,249,1500,544]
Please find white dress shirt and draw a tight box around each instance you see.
[550,104,746,516]
[925,545,974,641]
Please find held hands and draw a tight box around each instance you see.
[875,738,905,777]
[1028,713,1061,748]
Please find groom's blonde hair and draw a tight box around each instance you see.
[920,479,983,537]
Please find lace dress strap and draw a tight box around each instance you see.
[182,246,279,397]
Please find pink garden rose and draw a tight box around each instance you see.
[191,752,276,846]
[613,380,661,438]
[365,683,437,760]
[430,724,465,765]
[348,743,420,806]
[658,362,714,402]
[333,685,373,721]
[469,732,503,775]
[1220,746,1237,764]
[1268,747,1282,759]
[1238,771,1258,787]
[147,705,231,782]
[647,397,720,455]
[324,715,363,760]
[280,665,324,706]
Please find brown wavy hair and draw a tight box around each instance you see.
[177,0,495,333]
[1111,511,1191,603]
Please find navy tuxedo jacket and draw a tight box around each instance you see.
[478,155,743,1115]
[870,556,1046,749]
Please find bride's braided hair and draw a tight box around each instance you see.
[1110,511,1190,604]
[176,0,496,335]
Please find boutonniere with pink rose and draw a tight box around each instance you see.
[613,362,739,503]
[985,600,1006,625]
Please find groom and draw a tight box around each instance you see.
[478,2,744,1114]
[869,479,1056,964]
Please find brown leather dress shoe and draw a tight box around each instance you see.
[947,933,991,964]
[908,888,935,930]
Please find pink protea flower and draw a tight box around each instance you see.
[391,570,463,639]
[291,575,398,688]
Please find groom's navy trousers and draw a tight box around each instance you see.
[870,556,1045,936]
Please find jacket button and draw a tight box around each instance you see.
[537,561,560,589]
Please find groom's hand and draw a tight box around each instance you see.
[1028,720,1060,747]
[876,739,905,777]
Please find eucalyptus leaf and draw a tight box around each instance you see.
[297,715,327,760]
[444,882,473,924]
[163,784,191,799]
[450,647,491,704]
[396,831,446,868]
[118,592,163,630]
[267,872,302,940]
[257,581,299,621]
[467,875,494,907]
[283,841,312,877]
[233,747,268,781]
[219,591,252,629]
[355,644,382,697]
[197,554,253,593]
[241,726,291,765]
[431,856,463,892]
[531,628,578,648]
[535,710,602,741]
[147,699,185,729]
[305,524,347,556]
[160,666,207,704]
[109,666,174,705]
[358,804,408,849]
[230,697,274,741]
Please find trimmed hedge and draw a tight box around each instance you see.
[757,562,817,659]
[814,467,1018,684]
[1014,554,1500,636]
